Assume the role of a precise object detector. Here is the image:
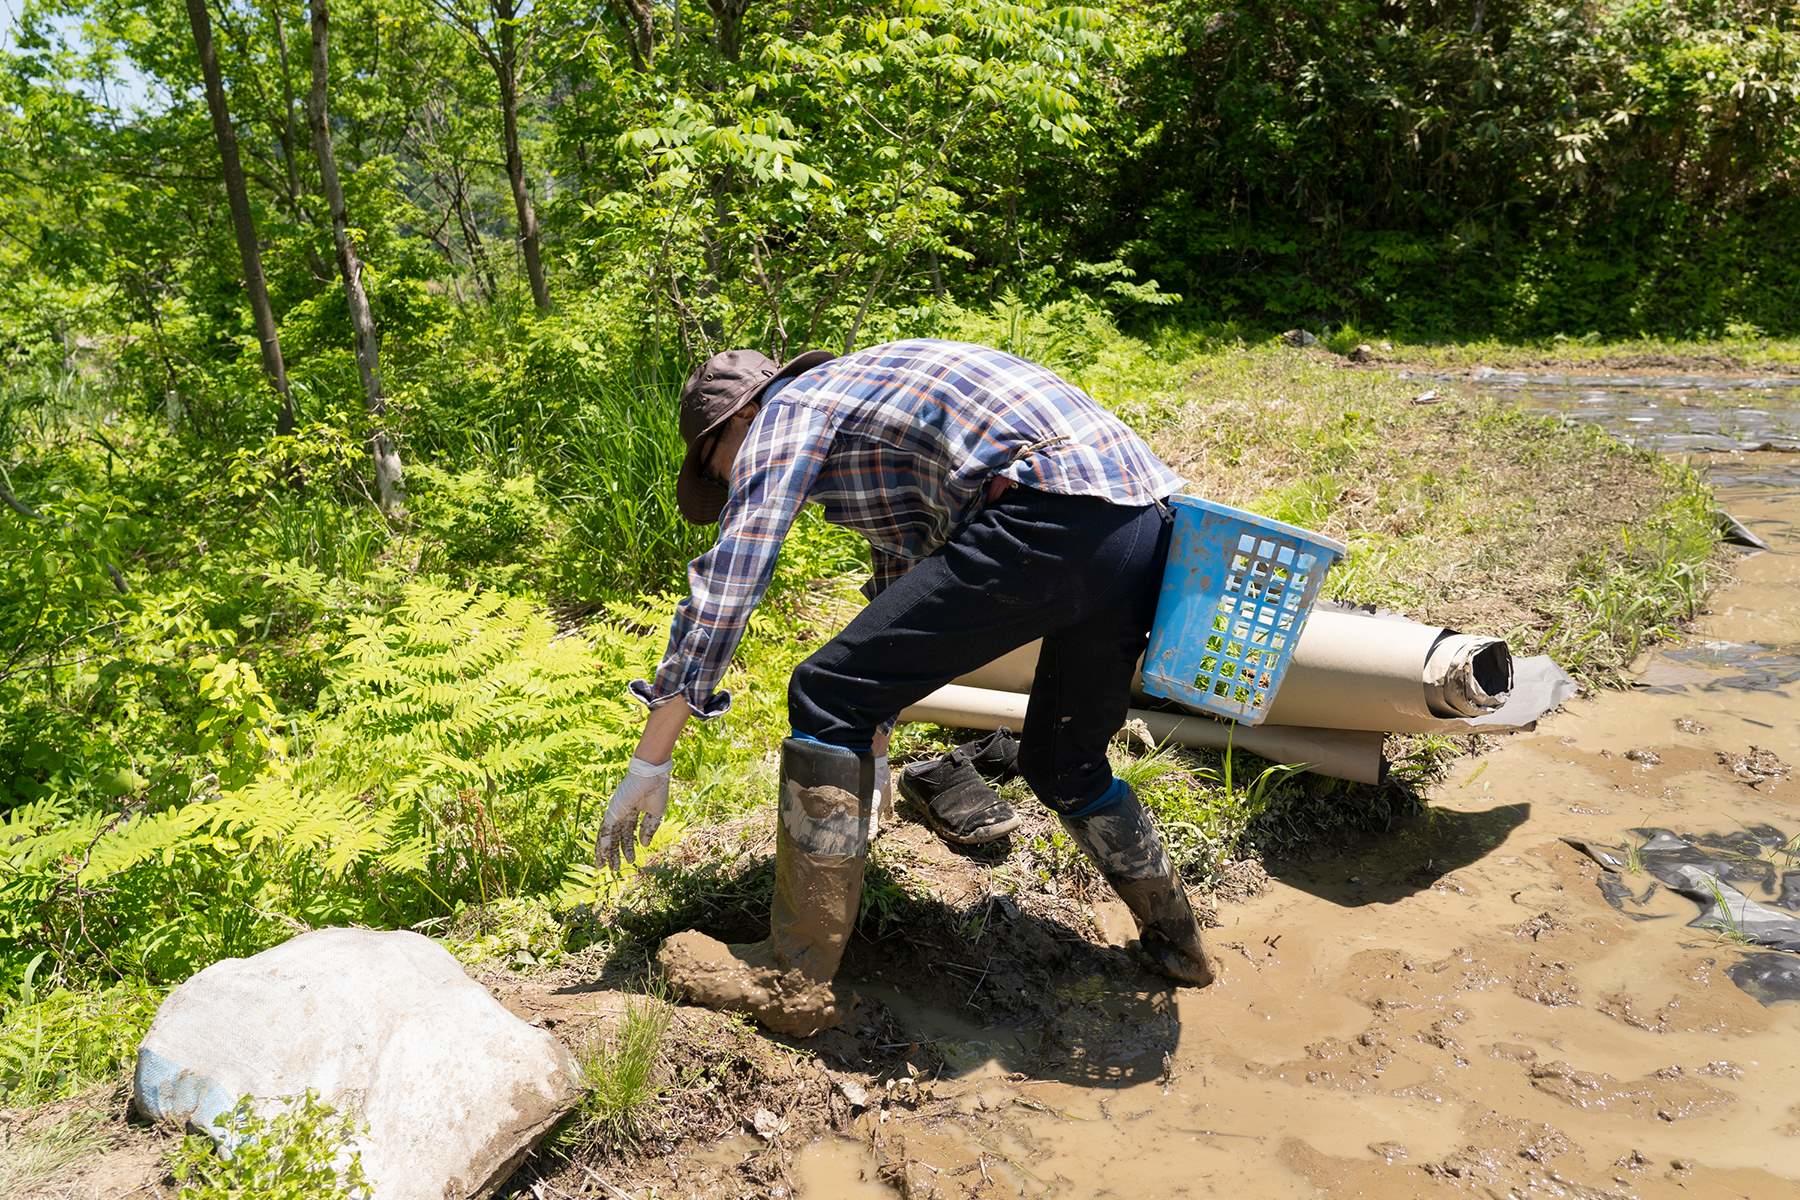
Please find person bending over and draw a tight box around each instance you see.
[597,338,1217,1036]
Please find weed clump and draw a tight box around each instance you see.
[168,1091,367,1200]
[567,993,676,1149]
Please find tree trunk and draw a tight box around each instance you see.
[611,0,654,66]
[308,0,404,515]
[707,0,747,60]
[185,0,296,434]
[451,164,499,302]
[270,2,331,281]
[492,0,550,312]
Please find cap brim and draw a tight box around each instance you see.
[674,349,837,526]
[677,453,730,525]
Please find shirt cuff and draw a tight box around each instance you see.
[627,679,732,720]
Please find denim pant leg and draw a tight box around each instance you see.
[1018,504,1172,812]
[788,491,1159,751]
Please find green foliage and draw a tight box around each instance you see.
[170,1092,369,1200]
[1120,735,1308,880]
[0,978,160,1105]
[406,464,554,589]
[576,0,1114,349]
[1091,0,1800,335]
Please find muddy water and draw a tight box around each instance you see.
[798,375,1800,1198]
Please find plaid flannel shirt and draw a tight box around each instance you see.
[631,338,1183,718]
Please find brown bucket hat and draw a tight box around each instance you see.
[676,347,835,524]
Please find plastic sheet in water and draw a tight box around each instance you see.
[1563,827,1800,1004]
[1728,953,1800,1005]
[1634,640,1800,695]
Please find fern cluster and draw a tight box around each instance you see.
[1,583,637,985]
[2,574,838,992]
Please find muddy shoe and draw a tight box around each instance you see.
[657,932,841,1038]
[1060,784,1218,987]
[959,728,1022,784]
[900,748,1022,845]
[659,738,872,1037]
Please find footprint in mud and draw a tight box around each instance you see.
[1527,1060,1734,1124]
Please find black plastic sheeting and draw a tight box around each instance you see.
[1563,827,1800,1005]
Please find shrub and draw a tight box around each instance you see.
[169,1091,368,1200]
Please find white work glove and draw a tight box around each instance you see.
[596,756,672,874]
[869,755,890,842]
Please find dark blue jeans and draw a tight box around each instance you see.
[788,488,1173,813]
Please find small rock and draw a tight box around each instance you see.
[1368,1140,1408,1162]
[750,1107,788,1141]
[1616,1149,1650,1171]
[1410,389,1441,405]
[836,1077,871,1110]
[1675,717,1707,734]
[1671,1158,1693,1171]
[1379,340,1394,352]
[1281,329,1319,348]
[1348,343,1377,363]
[1625,748,1661,766]
[1513,912,1563,941]
[899,1160,940,1199]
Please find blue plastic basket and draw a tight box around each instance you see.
[1142,496,1347,725]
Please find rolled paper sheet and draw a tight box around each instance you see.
[1423,632,1513,717]
[947,609,1570,736]
[1260,609,1513,732]
[897,684,1388,785]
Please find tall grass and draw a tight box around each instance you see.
[1544,467,1717,678]
[549,364,709,599]
[0,1106,114,1195]
[0,981,161,1106]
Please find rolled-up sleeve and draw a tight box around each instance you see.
[630,402,835,718]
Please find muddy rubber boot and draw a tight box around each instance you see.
[1059,785,1219,987]
[658,739,872,1037]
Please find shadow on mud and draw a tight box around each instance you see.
[1266,802,1531,907]
[562,820,1180,1091]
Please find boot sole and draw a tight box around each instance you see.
[899,774,1023,845]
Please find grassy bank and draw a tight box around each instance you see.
[0,329,1721,1189]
